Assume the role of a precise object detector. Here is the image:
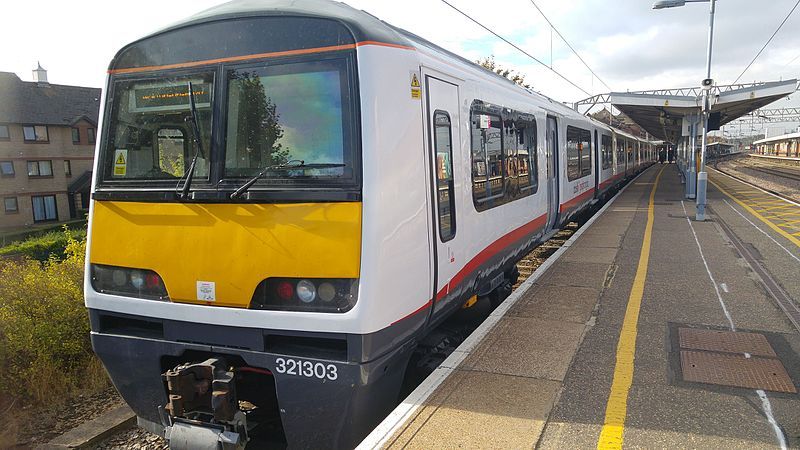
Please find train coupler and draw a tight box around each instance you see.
[161,358,248,449]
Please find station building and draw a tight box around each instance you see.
[752,131,800,158]
[0,65,100,229]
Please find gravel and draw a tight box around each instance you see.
[8,387,125,448]
[93,426,167,450]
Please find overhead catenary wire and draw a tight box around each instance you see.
[527,0,613,92]
[732,0,800,85]
[439,0,592,97]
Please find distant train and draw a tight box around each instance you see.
[84,1,655,448]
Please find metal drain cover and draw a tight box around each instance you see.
[679,328,776,357]
[680,350,796,393]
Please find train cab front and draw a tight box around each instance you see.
[86,5,414,449]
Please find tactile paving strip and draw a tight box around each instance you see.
[680,350,796,393]
[678,328,777,357]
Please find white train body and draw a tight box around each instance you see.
[85,1,654,448]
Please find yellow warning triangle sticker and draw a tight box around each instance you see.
[411,74,420,87]
[116,153,126,164]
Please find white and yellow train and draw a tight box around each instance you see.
[85,0,655,448]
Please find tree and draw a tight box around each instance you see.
[476,55,531,89]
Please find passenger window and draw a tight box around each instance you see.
[513,120,538,195]
[433,111,456,241]
[601,134,612,170]
[566,126,591,181]
[470,102,538,211]
[471,112,503,210]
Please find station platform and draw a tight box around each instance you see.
[359,164,800,449]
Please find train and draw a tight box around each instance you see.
[84,0,655,448]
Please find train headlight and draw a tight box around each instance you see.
[91,264,169,301]
[318,282,336,303]
[112,269,128,287]
[296,280,316,303]
[130,270,145,289]
[251,278,358,313]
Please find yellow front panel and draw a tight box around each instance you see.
[90,201,361,307]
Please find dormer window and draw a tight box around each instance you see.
[0,124,9,140]
[87,128,95,144]
[72,127,80,144]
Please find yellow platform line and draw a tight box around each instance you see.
[597,165,665,450]
[710,177,800,249]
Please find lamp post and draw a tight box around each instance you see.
[653,0,716,221]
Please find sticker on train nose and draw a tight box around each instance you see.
[196,281,216,301]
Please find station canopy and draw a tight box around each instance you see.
[576,80,797,144]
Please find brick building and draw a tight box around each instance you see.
[0,65,100,229]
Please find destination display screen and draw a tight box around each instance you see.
[130,82,211,113]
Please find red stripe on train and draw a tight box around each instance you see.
[391,213,548,325]
[559,188,595,213]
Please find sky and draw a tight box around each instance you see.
[2,0,800,136]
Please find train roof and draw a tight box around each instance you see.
[122,0,582,115]
[118,0,650,139]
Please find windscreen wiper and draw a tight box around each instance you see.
[229,160,345,199]
[179,81,204,200]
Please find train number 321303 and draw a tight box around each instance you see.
[274,357,339,381]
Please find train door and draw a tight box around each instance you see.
[424,75,462,316]
[545,116,559,230]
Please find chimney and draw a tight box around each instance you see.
[32,62,48,84]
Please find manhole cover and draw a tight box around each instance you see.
[679,328,776,357]
[680,350,796,393]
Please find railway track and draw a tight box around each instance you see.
[745,164,800,183]
[715,157,800,203]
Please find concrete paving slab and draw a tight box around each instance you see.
[539,261,612,290]
[561,246,619,265]
[508,284,600,324]
[462,317,585,381]
[386,371,561,450]
[570,232,623,248]
[41,405,135,449]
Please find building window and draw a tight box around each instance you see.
[64,160,72,177]
[433,111,456,242]
[4,197,18,213]
[601,134,613,170]
[31,195,57,222]
[87,128,96,144]
[23,125,48,142]
[566,126,591,181]
[0,124,9,140]
[72,127,80,144]
[27,160,53,177]
[0,161,14,177]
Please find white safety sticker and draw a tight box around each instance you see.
[113,149,128,177]
[274,357,338,381]
[410,71,421,99]
[196,280,216,301]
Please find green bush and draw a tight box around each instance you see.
[0,230,100,405]
[0,227,87,262]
